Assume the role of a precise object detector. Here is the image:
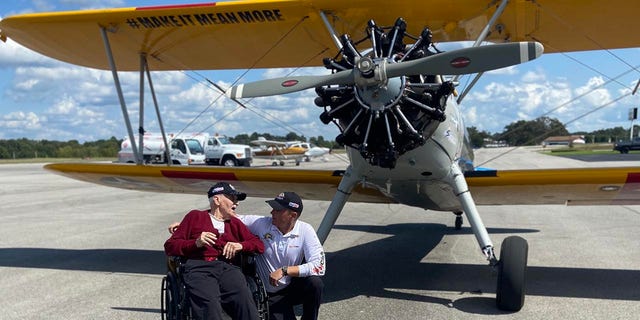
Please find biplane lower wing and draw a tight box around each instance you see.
[45,163,640,206]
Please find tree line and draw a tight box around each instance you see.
[466,116,638,148]
[1,118,636,159]
[0,133,334,159]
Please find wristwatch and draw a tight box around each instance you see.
[282,266,288,276]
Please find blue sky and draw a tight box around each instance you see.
[1,0,639,142]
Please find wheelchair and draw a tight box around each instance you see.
[161,253,269,320]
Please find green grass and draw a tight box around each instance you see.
[537,143,627,156]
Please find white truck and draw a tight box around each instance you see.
[204,135,252,167]
[117,133,206,165]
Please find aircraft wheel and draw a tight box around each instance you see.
[271,161,278,166]
[496,236,528,311]
[279,160,285,166]
[454,215,463,230]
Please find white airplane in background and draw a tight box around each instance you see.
[2,0,640,312]
[251,137,330,166]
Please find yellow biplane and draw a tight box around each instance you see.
[2,0,640,312]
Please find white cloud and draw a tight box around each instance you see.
[0,111,42,129]
[0,39,56,68]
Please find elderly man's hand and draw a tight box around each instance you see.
[195,232,217,248]
[223,242,243,259]
[168,222,180,234]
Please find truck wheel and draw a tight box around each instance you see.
[622,147,629,154]
[222,156,237,167]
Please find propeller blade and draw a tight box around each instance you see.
[226,70,354,99]
[386,41,543,77]
[227,42,543,99]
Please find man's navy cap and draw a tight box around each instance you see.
[266,192,303,214]
[207,182,246,201]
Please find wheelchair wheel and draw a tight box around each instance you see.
[245,275,269,320]
[162,272,182,320]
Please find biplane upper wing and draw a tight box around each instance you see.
[45,163,640,206]
[1,0,639,71]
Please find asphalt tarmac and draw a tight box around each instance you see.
[1,147,639,319]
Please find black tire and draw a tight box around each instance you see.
[163,272,180,320]
[222,155,238,167]
[245,275,269,320]
[454,215,463,230]
[496,236,528,311]
[161,276,168,320]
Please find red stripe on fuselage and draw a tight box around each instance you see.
[612,172,640,205]
[626,172,640,184]
[136,3,217,10]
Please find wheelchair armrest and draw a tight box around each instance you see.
[166,256,187,274]
[237,252,258,276]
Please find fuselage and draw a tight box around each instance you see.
[346,95,471,212]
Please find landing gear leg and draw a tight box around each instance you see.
[316,165,360,244]
[446,164,527,311]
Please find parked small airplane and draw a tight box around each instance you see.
[1,0,639,312]
[251,137,330,166]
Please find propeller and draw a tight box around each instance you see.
[226,41,543,99]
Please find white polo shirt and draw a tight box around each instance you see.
[239,215,326,293]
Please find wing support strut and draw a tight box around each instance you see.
[447,163,497,264]
[141,54,172,165]
[455,0,510,104]
[100,26,172,165]
[318,11,343,52]
[100,26,140,164]
[316,165,361,244]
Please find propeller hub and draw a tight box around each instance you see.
[354,76,404,112]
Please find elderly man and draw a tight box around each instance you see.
[165,182,264,320]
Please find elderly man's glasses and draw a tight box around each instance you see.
[223,194,238,204]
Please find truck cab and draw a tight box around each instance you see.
[613,137,640,154]
[117,134,205,165]
[204,136,252,167]
[170,138,206,165]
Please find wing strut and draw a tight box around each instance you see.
[100,26,140,164]
[455,0,510,104]
[100,27,172,165]
[143,55,173,165]
[318,11,343,52]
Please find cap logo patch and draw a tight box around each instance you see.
[213,187,224,192]
[289,202,299,208]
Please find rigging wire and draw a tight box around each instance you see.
[531,0,640,76]
[476,92,631,168]
[167,15,312,137]
[475,1,640,168]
